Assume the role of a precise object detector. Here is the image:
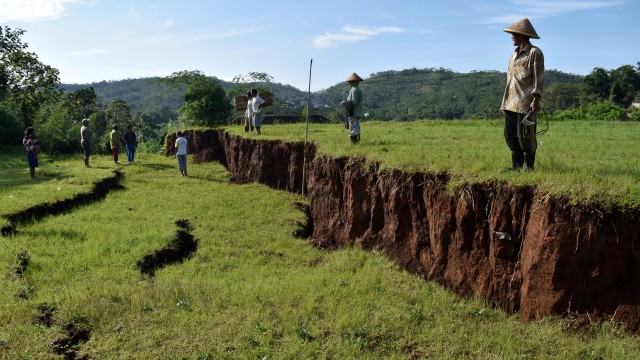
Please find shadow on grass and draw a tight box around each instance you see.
[138,163,174,171]
[0,168,64,191]
[22,228,86,242]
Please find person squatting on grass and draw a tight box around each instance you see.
[341,73,364,144]
[251,88,266,135]
[244,91,254,133]
[124,124,138,164]
[500,18,544,171]
[23,127,39,180]
[110,124,125,164]
[174,131,188,177]
[80,118,91,168]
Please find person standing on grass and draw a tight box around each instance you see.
[251,88,265,135]
[23,127,39,180]
[244,91,254,133]
[341,73,364,144]
[174,131,188,177]
[110,124,124,164]
[124,124,138,164]
[500,18,544,171]
[80,118,91,168]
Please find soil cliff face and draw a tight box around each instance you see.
[167,130,640,331]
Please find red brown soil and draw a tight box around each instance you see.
[167,129,640,333]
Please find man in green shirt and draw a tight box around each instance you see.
[341,73,364,144]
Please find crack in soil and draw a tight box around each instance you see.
[1,171,124,237]
[49,319,92,360]
[9,249,30,280]
[136,219,199,277]
[292,201,313,239]
[33,303,57,327]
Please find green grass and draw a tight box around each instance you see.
[1,140,640,358]
[226,120,640,208]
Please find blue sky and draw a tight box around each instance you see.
[1,0,638,91]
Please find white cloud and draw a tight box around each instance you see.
[0,0,82,23]
[188,26,269,43]
[67,49,109,56]
[161,20,175,31]
[513,0,622,16]
[313,25,406,49]
[483,0,623,24]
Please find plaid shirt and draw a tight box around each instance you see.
[500,44,544,114]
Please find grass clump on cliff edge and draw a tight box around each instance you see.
[226,120,640,208]
[2,150,640,358]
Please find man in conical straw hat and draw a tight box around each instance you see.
[500,18,544,171]
[341,73,364,144]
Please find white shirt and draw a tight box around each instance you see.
[251,95,265,113]
[175,137,188,155]
[245,97,253,118]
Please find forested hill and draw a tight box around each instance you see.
[62,78,305,120]
[61,68,584,122]
[315,68,584,120]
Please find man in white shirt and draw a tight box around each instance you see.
[173,131,188,176]
[244,91,254,133]
[251,88,266,135]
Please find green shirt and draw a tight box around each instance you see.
[347,84,364,118]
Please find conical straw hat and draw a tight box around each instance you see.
[504,18,540,39]
[346,73,364,82]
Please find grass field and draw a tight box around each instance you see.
[1,120,640,358]
[226,120,640,208]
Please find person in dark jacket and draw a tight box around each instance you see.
[23,127,39,180]
[124,124,138,164]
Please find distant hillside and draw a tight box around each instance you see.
[62,77,307,120]
[61,68,584,122]
[315,68,584,120]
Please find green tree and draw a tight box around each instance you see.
[0,26,61,122]
[544,83,582,112]
[131,112,159,141]
[66,86,100,121]
[158,70,232,127]
[179,77,231,127]
[105,97,132,128]
[228,72,274,97]
[583,67,611,101]
[0,97,23,144]
[609,65,640,108]
[227,71,281,118]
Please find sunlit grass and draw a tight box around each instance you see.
[1,148,640,358]
[226,120,640,207]
[0,147,118,215]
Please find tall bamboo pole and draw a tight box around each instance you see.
[302,59,312,196]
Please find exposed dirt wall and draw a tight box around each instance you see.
[167,130,640,332]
